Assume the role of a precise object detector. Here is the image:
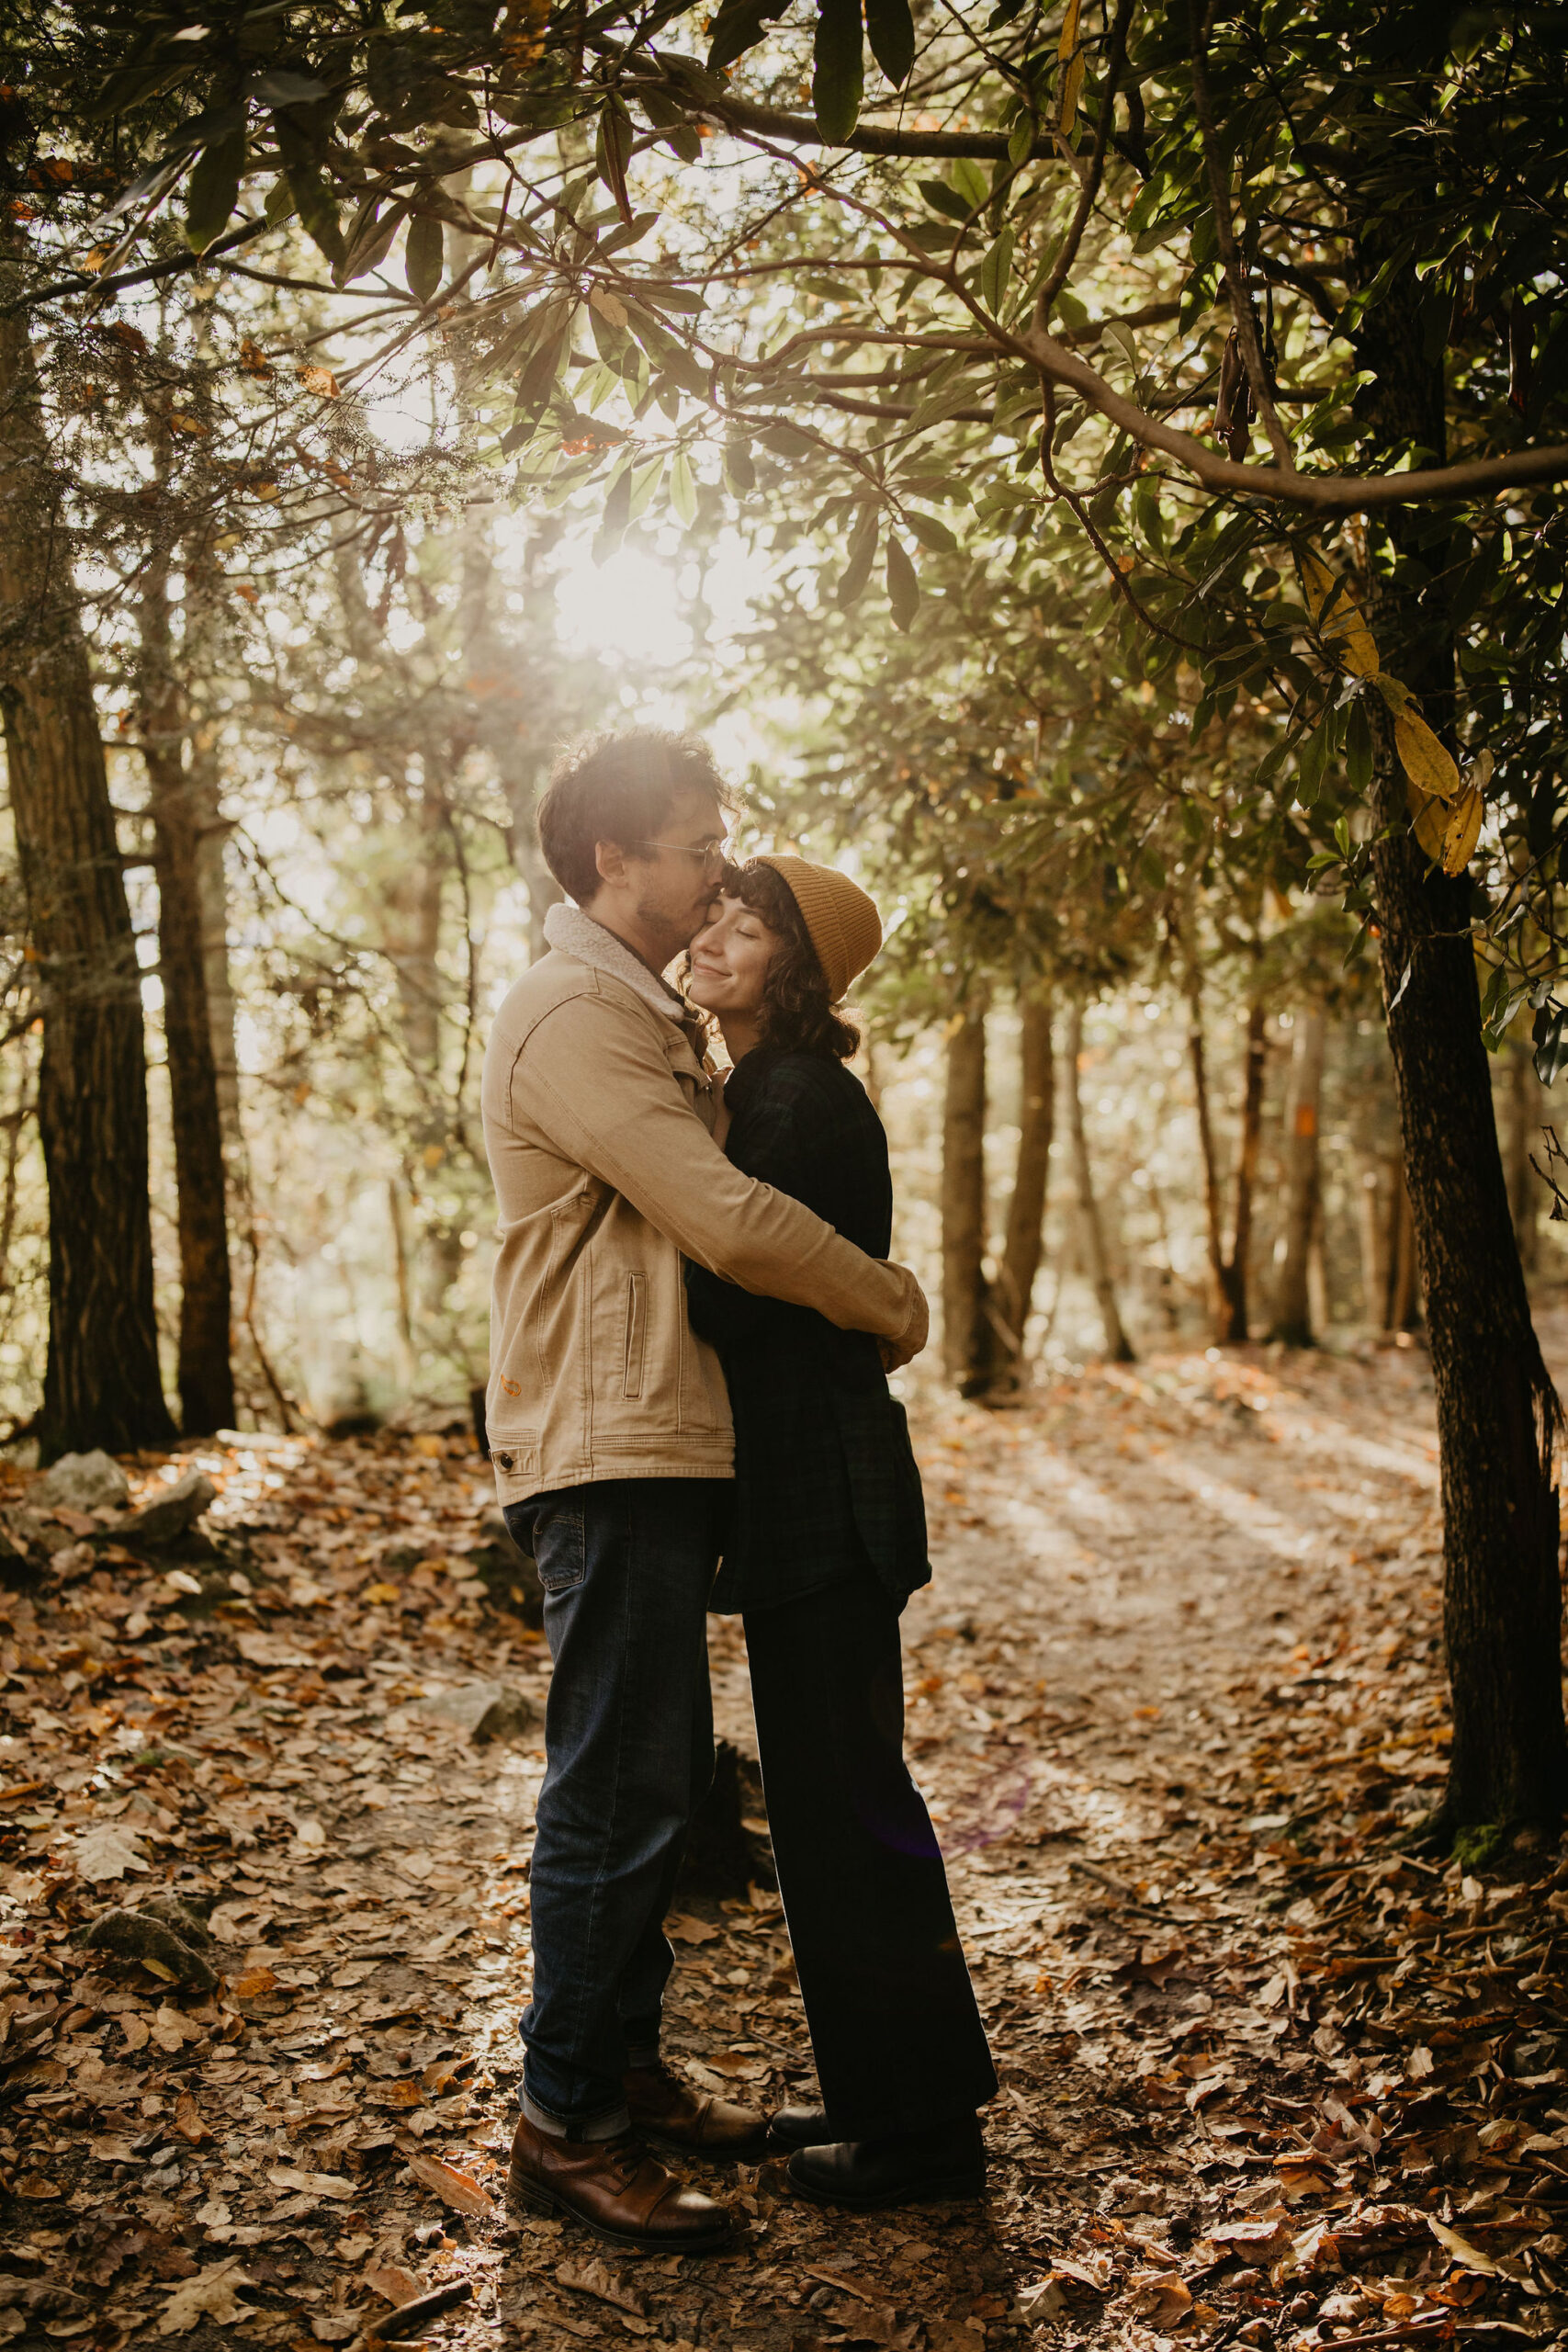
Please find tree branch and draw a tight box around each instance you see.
[1019,321,1568,509]
[640,75,1145,164]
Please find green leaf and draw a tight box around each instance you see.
[624,302,710,397]
[723,438,756,494]
[706,0,791,72]
[628,453,666,520]
[596,96,635,227]
[950,158,988,210]
[274,117,344,267]
[904,508,956,554]
[865,0,915,86]
[813,0,864,144]
[405,211,445,305]
[1008,112,1036,166]
[918,178,974,224]
[185,130,244,254]
[886,536,919,630]
[595,465,634,561]
[669,449,698,526]
[837,505,880,606]
[979,228,1014,315]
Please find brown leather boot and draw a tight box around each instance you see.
[624,2061,770,2159]
[506,2111,731,2252]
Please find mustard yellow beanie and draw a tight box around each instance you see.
[754,854,883,1002]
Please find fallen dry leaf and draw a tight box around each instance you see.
[556,2258,648,2318]
[266,2167,358,2201]
[71,1822,149,1882]
[173,2092,209,2144]
[364,2264,423,2306]
[664,1915,721,1945]
[158,2258,253,2334]
[404,2153,493,2217]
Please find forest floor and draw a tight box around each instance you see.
[4,1333,1568,2352]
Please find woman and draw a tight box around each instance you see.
[684,853,997,2211]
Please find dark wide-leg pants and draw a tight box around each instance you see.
[743,1573,998,2140]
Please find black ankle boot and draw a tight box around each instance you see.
[766,2104,834,2154]
[786,2114,986,2210]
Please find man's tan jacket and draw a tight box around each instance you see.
[480,905,927,1506]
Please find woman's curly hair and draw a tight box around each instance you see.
[722,858,861,1062]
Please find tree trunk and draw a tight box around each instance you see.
[988,982,1055,1387]
[1065,1000,1134,1363]
[1271,1006,1326,1347]
[1218,1001,1268,1343]
[1359,256,1566,1829]
[137,542,234,1436]
[1505,1039,1540,1279]
[942,1002,989,1390]
[1188,981,1229,1334]
[1385,1164,1419,1333]
[1188,983,1266,1343]
[1354,1155,1389,1330]
[0,274,174,1455]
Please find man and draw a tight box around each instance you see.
[482,729,930,2253]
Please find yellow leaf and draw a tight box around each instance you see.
[1298,548,1380,677]
[1440,783,1483,875]
[298,364,340,398]
[1059,49,1085,131]
[1412,795,1447,861]
[1057,0,1082,130]
[1395,707,1461,803]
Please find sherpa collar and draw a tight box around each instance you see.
[544,901,691,1025]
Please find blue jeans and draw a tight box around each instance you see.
[502,1478,728,2141]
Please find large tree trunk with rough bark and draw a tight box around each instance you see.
[0,278,174,1456]
[1272,1007,1325,1347]
[1359,259,1566,1832]
[1065,1001,1134,1363]
[987,983,1055,1388]
[137,540,234,1436]
[942,1003,989,1391]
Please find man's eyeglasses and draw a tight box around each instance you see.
[632,838,730,876]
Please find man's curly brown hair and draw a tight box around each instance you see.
[723,858,861,1062]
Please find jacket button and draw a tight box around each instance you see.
[492,1452,513,1472]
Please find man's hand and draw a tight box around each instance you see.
[876,1263,929,1372]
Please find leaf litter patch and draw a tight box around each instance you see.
[0,1341,1564,2348]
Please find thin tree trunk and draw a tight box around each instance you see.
[0,263,175,1457]
[1359,254,1565,1830]
[942,1003,989,1390]
[137,538,235,1435]
[1354,1156,1388,1330]
[1188,981,1265,1343]
[1272,1006,1325,1346]
[1385,1164,1419,1333]
[1187,981,1229,1334]
[988,982,1054,1387]
[1218,1001,1268,1343]
[1065,1001,1134,1363]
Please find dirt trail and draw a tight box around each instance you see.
[2,1339,1566,2352]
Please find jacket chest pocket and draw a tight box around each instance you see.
[621,1272,648,1398]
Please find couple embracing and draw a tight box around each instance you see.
[481,729,996,2253]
